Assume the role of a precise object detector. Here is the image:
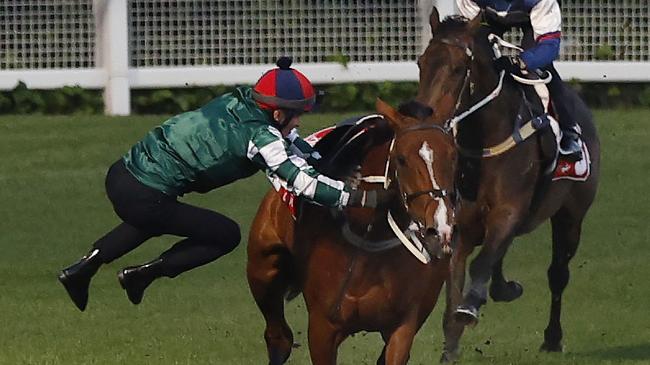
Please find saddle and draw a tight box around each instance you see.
[510,67,591,182]
[271,115,390,219]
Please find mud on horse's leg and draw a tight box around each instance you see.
[541,208,583,352]
[247,245,295,365]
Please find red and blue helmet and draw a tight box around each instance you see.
[253,57,316,112]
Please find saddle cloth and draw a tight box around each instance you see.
[531,82,592,183]
[553,142,591,182]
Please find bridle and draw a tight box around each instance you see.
[389,123,453,209]
[432,36,508,132]
[433,33,556,158]
[440,37,475,122]
[379,122,457,263]
[347,120,455,264]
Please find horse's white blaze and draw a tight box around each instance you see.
[419,142,452,241]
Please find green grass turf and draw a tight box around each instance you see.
[0,109,649,364]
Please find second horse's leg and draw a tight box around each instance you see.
[540,207,583,352]
[441,237,475,363]
[489,242,524,302]
[455,209,520,324]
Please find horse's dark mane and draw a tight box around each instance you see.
[438,15,470,34]
[398,100,433,120]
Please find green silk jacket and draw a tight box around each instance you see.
[123,87,350,208]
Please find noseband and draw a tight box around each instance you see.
[390,123,453,213]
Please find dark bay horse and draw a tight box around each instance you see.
[416,9,600,361]
[247,99,457,364]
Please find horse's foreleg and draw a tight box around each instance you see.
[456,211,519,324]
[489,242,524,302]
[247,245,295,365]
[307,313,345,365]
[541,208,582,352]
[441,239,474,363]
[382,324,417,365]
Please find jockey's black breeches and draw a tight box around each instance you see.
[541,64,577,129]
[92,160,241,277]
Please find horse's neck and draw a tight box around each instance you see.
[460,70,525,145]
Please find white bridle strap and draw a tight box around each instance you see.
[447,70,506,131]
[387,211,431,264]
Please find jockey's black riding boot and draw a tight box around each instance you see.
[118,258,165,305]
[58,248,103,311]
[559,124,583,162]
[544,65,583,162]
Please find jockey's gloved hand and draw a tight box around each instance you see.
[347,188,394,209]
[494,55,527,75]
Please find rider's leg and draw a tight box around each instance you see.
[117,198,241,305]
[58,160,155,311]
[59,159,241,308]
[543,64,583,161]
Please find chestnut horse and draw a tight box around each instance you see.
[247,99,457,365]
[416,9,600,361]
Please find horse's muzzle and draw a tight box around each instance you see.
[423,227,453,258]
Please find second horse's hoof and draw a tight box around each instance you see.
[454,305,479,326]
[490,280,524,302]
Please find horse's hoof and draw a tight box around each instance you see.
[440,350,459,363]
[268,346,292,365]
[540,341,563,353]
[489,280,523,302]
[454,305,479,326]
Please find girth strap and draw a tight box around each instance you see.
[341,222,403,252]
[458,114,551,158]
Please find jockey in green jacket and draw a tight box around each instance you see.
[58,57,389,311]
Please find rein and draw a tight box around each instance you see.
[339,122,454,264]
[436,33,552,158]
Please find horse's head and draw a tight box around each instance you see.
[416,8,493,120]
[376,98,457,252]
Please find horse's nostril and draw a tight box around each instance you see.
[425,228,439,238]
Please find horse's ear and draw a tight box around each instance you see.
[430,7,440,35]
[376,98,404,132]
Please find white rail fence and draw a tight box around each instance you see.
[1,0,649,115]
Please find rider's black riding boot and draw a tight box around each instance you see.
[544,65,583,162]
[118,258,165,305]
[58,248,103,311]
[559,124,583,162]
